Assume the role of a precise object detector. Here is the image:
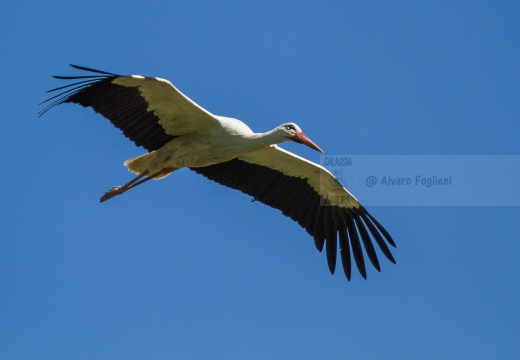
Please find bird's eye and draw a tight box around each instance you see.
[285,125,295,131]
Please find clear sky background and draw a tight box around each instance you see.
[1,1,519,359]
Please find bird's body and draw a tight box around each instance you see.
[129,116,301,172]
[40,65,396,280]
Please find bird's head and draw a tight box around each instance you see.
[277,123,324,153]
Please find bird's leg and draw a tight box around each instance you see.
[100,171,149,202]
[99,168,173,202]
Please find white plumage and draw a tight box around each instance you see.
[40,65,396,280]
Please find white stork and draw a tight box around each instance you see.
[40,65,396,280]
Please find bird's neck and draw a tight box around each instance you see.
[245,129,286,150]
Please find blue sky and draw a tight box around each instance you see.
[1,1,519,359]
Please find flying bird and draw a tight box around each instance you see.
[40,65,396,280]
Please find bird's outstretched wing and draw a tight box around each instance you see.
[39,65,219,151]
[191,145,396,280]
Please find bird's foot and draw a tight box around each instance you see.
[100,186,123,202]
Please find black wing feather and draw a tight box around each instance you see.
[338,220,352,280]
[324,206,338,274]
[354,216,381,271]
[345,216,367,279]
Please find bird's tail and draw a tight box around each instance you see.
[124,152,155,175]
[124,152,175,180]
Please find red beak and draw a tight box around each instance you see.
[293,132,324,153]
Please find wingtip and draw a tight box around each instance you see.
[343,268,352,281]
[69,64,86,70]
[68,64,118,76]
